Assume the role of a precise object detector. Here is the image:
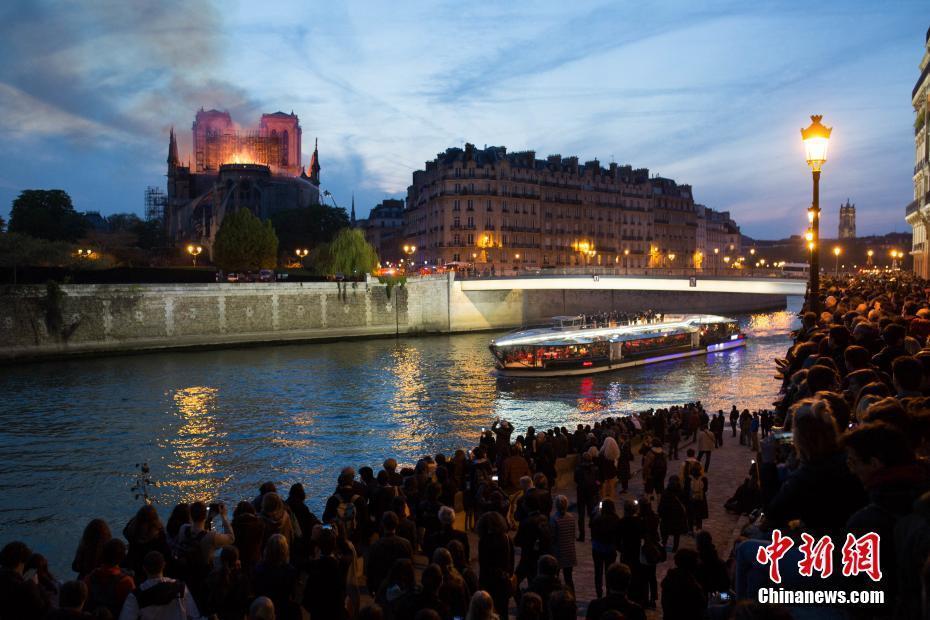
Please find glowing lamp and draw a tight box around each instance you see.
[801,115,832,172]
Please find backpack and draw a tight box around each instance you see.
[134,580,186,609]
[689,475,705,502]
[335,493,360,537]
[173,527,209,585]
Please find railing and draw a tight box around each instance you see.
[451,267,808,280]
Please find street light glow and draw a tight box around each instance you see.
[801,115,832,172]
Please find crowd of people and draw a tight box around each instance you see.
[3,272,930,620]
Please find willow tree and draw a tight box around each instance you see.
[307,228,378,277]
[212,209,279,272]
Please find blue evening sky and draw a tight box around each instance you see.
[0,0,925,238]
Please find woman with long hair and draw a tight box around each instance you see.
[71,518,111,579]
[122,505,170,578]
[251,533,300,620]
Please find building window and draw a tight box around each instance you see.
[453,253,460,262]
[453,200,460,211]
[467,234,474,244]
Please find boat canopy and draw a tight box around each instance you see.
[491,315,735,347]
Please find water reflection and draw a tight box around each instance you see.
[0,301,799,575]
[167,386,224,503]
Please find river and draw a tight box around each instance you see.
[0,298,799,574]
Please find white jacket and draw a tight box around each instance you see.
[118,577,201,620]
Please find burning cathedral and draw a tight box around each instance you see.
[164,109,322,256]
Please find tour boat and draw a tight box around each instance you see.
[489,314,746,377]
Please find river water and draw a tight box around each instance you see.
[0,298,799,574]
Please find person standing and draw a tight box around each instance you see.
[599,436,620,501]
[617,436,633,494]
[573,452,600,542]
[729,406,739,438]
[590,499,620,599]
[666,419,680,461]
[710,412,724,447]
[657,477,687,552]
[750,412,761,451]
[549,495,577,592]
[738,409,752,446]
[118,551,200,620]
[696,424,715,472]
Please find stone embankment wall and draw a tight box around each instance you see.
[0,276,785,362]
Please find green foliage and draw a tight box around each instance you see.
[0,214,5,232]
[268,203,350,255]
[0,232,77,268]
[377,273,407,298]
[306,228,379,276]
[131,219,167,250]
[212,209,279,272]
[8,189,87,241]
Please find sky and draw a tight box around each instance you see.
[0,0,925,239]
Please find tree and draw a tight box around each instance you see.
[307,228,379,276]
[106,212,143,232]
[212,208,279,272]
[268,203,350,255]
[8,189,87,241]
[132,219,167,250]
[0,214,5,232]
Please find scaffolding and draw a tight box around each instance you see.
[144,186,167,222]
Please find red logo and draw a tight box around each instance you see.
[798,533,834,578]
[840,533,882,582]
[756,529,794,584]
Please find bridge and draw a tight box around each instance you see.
[442,273,806,331]
[457,274,806,296]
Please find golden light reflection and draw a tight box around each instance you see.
[169,386,226,503]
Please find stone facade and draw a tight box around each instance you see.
[358,199,405,263]
[0,277,787,362]
[906,26,930,277]
[404,144,739,273]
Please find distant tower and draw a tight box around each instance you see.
[308,138,321,185]
[839,199,856,239]
[351,193,357,226]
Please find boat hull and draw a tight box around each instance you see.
[494,337,746,378]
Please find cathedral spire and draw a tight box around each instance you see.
[308,137,321,184]
[351,193,357,226]
[168,127,179,167]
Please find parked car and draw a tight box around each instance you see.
[226,272,239,283]
[259,269,275,282]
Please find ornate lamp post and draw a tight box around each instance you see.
[801,115,832,314]
[833,246,841,275]
[402,244,417,266]
[295,248,309,259]
[867,249,874,266]
[76,248,94,259]
[624,248,630,274]
[187,244,202,267]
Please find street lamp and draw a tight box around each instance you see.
[295,248,309,259]
[867,249,874,266]
[833,246,841,275]
[76,248,94,259]
[667,253,676,270]
[801,114,832,314]
[187,244,202,267]
[890,249,900,270]
[723,256,731,268]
